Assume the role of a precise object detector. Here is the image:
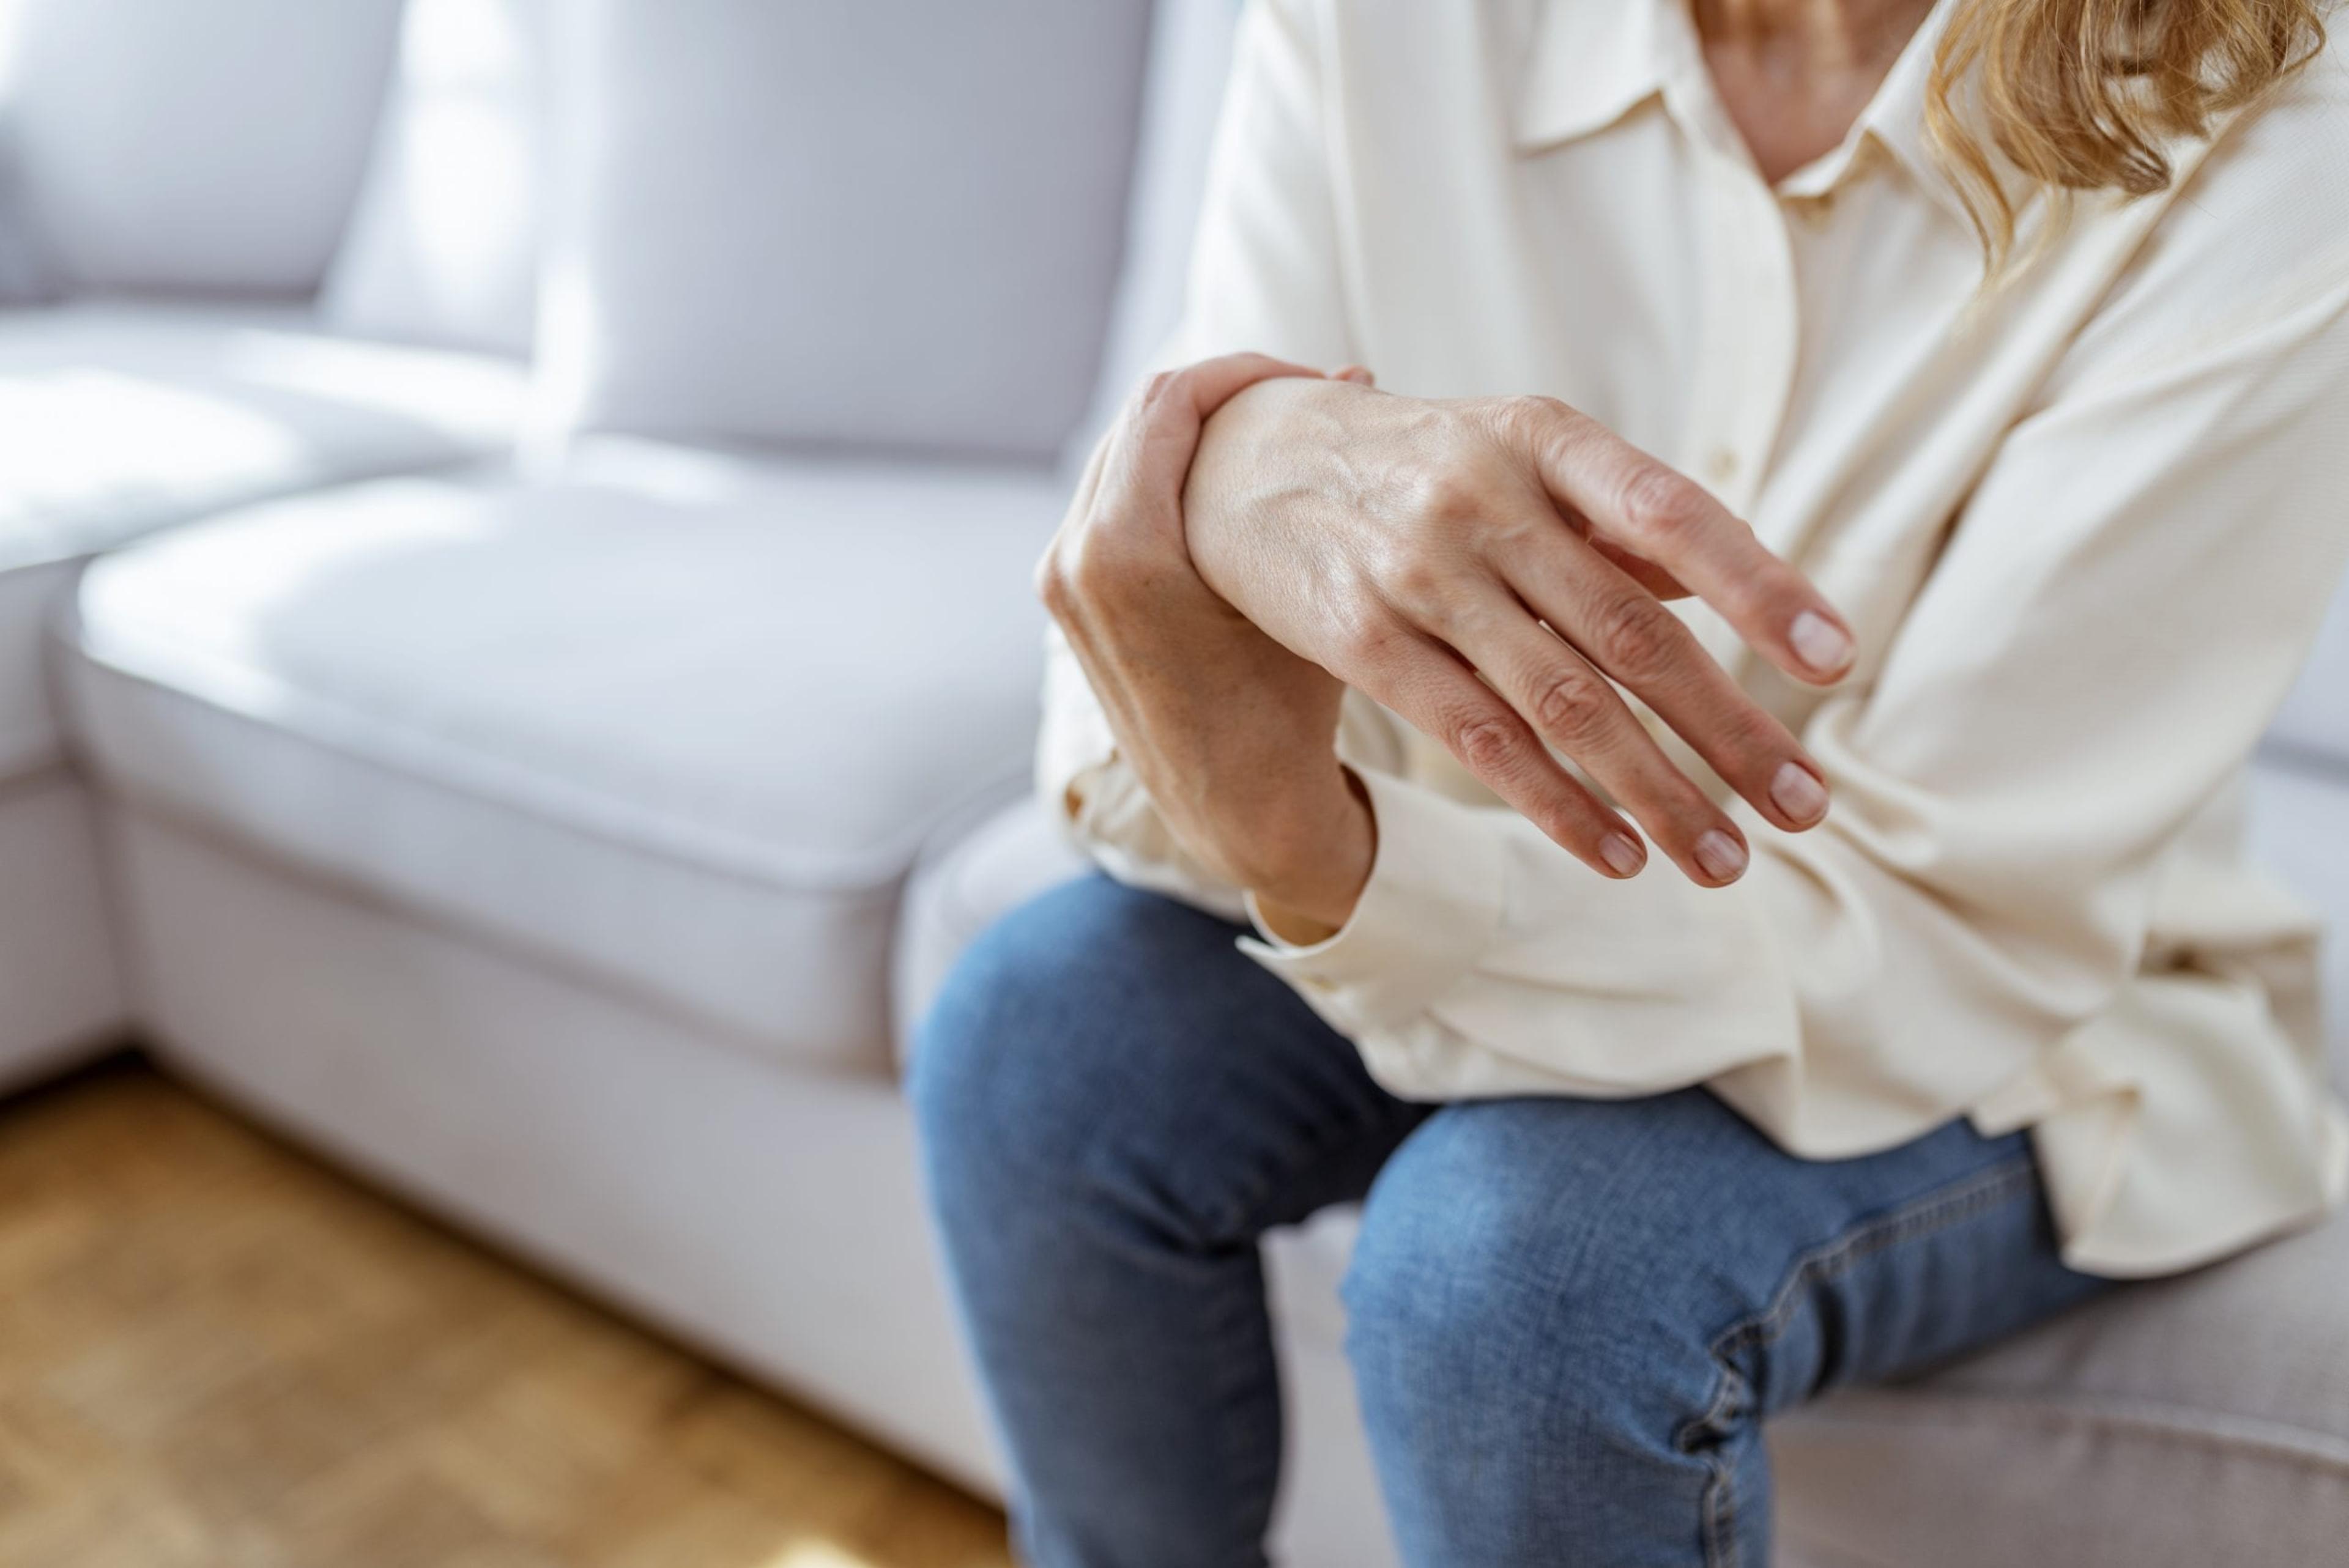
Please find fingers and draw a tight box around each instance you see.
[1513,401,1856,684]
[1118,351,1369,483]
[1442,588,1754,884]
[1350,627,1652,881]
[1586,534,1690,599]
[1082,355,1329,555]
[1130,352,1329,437]
[1100,353,1334,512]
[1490,524,1829,837]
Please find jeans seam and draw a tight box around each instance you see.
[1684,1153,2042,1568]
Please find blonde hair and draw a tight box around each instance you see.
[1926,0,2332,267]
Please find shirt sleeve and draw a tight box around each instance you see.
[1163,0,1356,369]
[1037,0,1369,917]
[1245,262,2349,1156]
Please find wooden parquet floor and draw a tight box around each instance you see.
[0,1056,1016,1568]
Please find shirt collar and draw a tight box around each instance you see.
[1512,0,1680,152]
[1512,0,1992,230]
[1835,0,1997,229]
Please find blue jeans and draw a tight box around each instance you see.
[913,876,2112,1567]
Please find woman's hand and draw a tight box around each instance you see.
[1039,355,1377,937]
[1182,375,1850,887]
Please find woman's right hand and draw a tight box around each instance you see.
[1181,374,1854,887]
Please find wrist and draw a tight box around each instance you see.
[1180,376,1317,599]
[1241,766,1376,943]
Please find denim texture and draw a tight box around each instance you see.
[913,875,2113,1566]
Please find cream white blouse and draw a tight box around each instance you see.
[1041,0,2349,1276]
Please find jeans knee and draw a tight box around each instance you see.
[1341,1105,1696,1448]
[910,879,1097,1192]
[911,874,1248,1211]
[1345,1183,1556,1411]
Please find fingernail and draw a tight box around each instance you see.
[1694,829,1748,882]
[1601,834,1646,876]
[1770,761,1828,824]
[1790,610,1852,674]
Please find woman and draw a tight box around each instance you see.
[915,0,2349,1562]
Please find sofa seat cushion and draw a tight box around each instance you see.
[65,446,1058,1076]
[0,301,525,782]
[1765,1222,2349,1566]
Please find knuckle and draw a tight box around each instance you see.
[1033,543,1071,612]
[1409,467,1488,527]
[1510,780,1599,849]
[1743,561,1809,619]
[1125,369,1195,435]
[1330,627,1384,675]
[1059,531,1146,607]
[1500,393,1574,445]
[1381,546,1452,619]
[1725,709,1798,771]
[1589,593,1683,681]
[1447,711,1524,777]
[1329,605,1405,673]
[1532,802,1594,849]
[1137,368,1187,408]
[1528,667,1616,745]
[1618,464,1709,545]
[1510,396,1598,476]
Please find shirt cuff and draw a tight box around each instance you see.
[1239,767,1510,1034]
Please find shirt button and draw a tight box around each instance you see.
[1705,447,1741,486]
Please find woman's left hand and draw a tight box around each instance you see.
[1037,354,1376,939]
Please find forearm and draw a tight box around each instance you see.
[1039,355,1378,929]
[1039,621,1367,926]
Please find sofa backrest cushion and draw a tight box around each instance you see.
[0,120,53,305]
[533,0,1152,463]
[1,0,403,297]
[2271,567,2349,773]
[322,0,547,358]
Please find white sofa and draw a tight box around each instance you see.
[6,4,2347,1564]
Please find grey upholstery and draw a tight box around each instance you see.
[538,0,1153,460]
[2271,566,2349,772]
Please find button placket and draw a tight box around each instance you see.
[1682,154,1748,509]
[1678,147,1805,678]
[1657,39,1808,677]
[1726,177,1801,517]
[1679,141,1802,500]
